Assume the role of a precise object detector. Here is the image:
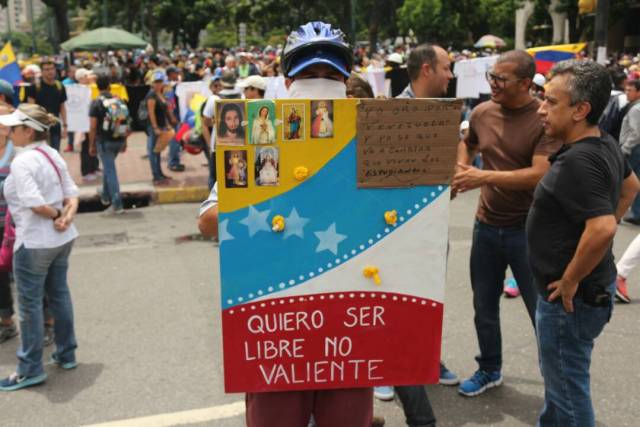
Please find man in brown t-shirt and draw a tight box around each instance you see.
[452,50,561,397]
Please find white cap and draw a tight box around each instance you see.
[387,53,403,64]
[0,109,50,131]
[237,75,267,91]
[75,68,90,80]
[459,120,469,132]
[533,73,546,88]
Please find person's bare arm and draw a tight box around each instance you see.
[198,205,218,239]
[31,205,60,218]
[547,215,618,312]
[147,98,159,135]
[616,172,640,221]
[456,140,477,170]
[54,197,79,232]
[60,102,68,138]
[202,116,212,147]
[89,117,98,156]
[453,154,551,193]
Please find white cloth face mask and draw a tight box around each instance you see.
[288,78,347,99]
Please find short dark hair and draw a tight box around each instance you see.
[40,60,55,69]
[626,79,640,91]
[496,50,536,80]
[96,74,111,91]
[611,69,627,89]
[549,59,611,125]
[407,44,438,82]
[346,73,374,98]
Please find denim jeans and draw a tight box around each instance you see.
[81,134,100,176]
[49,124,61,151]
[395,385,436,427]
[168,137,181,168]
[626,145,640,218]
[535,288,613,427]
[13,241,77,377]
[146,126,163,180]
[98,139,124,210]
[67,131,74,150]
[208,151,217,190]
[470,219,538,372]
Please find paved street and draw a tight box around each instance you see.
[1,190,638,427]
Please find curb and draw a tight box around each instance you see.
[154,186,210,204]
[78,183,209,208]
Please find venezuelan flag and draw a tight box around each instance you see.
[0,42,22,85]
[526,43,587,75]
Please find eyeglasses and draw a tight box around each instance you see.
[485,71,523,88]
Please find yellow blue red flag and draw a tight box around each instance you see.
[526,43,587,74]
[0,42,22,85]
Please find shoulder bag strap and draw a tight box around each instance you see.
[34,147,63,185]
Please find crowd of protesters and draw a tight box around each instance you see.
[0,23,639,427]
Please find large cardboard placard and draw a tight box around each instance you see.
[217,98,457,393]
[357,98,462,188]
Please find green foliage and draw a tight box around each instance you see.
[3,31,54,55]
[396,0,521,48]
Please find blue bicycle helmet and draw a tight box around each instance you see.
[283,21,353,78]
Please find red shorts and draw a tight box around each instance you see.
[246,388,373,427]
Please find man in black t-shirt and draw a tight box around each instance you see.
[528,59,640,427]
[26,60,67,151]
[88,75,126,214]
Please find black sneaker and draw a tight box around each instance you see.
[169,164,186,172]
[0,323,17,343]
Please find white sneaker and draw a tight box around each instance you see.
[374,386,394,401]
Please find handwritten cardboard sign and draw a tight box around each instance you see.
[218,99,449,393]
[356,98,463,188]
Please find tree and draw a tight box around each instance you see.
[41,0,71,43]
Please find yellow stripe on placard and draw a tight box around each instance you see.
[217,98,357,213]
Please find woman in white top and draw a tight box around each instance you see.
[0,104,79,391]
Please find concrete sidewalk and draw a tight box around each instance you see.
[61,131,210,206]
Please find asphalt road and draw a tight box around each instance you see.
[1,190,638,427]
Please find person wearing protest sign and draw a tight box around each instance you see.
[452,50,561,397]
[528,59,640,427]
[241,21,375,427]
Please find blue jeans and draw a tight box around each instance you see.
[535,289,613,427]
[627,145,640,218]
[168,137,181,168]
[470,219,538,372]
[395,385,436,427]
[98,139,123,210]
[14,241,77,377]
[49,124,61,151]
[146,126,163,181]
[208,151,217,190]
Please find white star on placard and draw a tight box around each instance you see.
[284,207,310,239]
[218,219,234,243]
[314,223,347,255]
[239,206,271,237]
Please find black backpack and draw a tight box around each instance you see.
[599,93,627,141]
